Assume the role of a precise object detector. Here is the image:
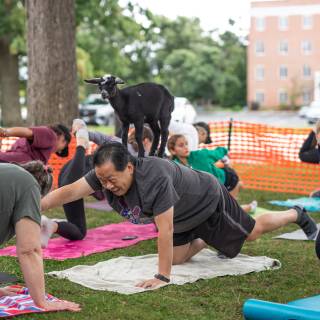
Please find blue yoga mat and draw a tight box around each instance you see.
[269,197,320,212]
[243,295,320,320]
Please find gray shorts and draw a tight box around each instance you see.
[173,184,256,258]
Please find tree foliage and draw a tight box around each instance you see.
[1,0,247,117]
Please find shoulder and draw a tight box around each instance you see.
[0,163,39,191]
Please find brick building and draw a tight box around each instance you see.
[248,0,320,109]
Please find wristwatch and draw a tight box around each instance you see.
[154,273,170,283]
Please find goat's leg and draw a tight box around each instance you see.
[148,121,161,157]
[157,117,171,158]
[134,121,145,157]
[121,122,130,149]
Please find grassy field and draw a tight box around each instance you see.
[1,188,320,320]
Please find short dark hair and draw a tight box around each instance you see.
[93,142,136,171]
[193,121,212,144]
[50,124,71,157]
[50,124,71,143]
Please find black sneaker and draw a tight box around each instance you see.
[294,205,318,240]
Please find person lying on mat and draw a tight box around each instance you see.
[40,119,154,247]
[40,142,318,289]
[0,124,71,164]
[0,162,80,311]
[167,134,256,213]
[299,120,320,164]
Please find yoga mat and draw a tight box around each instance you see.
[273,224,320,241]
[49,249,280,294]
[269,197,320,212]
[243,295,320,320]
[84,200,113,211]
[0,222,157,261]
[0,285,64,318]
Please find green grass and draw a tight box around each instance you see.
[1,189,320,319]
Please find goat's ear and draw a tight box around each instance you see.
[115,77,125,84]
[84,78,102,85]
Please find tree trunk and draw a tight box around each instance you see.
[0,38,22,126]
[26,0,78,127]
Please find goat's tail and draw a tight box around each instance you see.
[162,86,175,113]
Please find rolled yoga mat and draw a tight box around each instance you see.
[243,295,320,320]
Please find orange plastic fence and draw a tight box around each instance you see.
[1,121,319,195]
[205,121,320,195]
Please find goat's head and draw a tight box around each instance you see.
[84,75,125,100]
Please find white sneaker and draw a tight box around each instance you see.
[72,119,87,134]
[40,215,56,248]
[249,200,258,213]
[76,128,89,149]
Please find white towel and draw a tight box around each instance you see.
[48,249,280,294]
[274,224,320,241]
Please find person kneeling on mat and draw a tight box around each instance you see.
[41,142,318,289]
[0,162,80,311]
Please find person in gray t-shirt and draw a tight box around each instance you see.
[0,162,79,312]
[41,142,317,289]
[40,119,154,247]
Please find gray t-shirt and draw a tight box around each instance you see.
[0,163,41,244]
[85,157,222,233]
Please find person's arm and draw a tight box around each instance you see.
[136,207,173,289]
[41,177,94,212]
[15,218,80,311]
[88,131,121,146]
[0,127,33,139]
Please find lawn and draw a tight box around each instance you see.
[1,189,319,320]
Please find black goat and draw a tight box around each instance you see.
[85,75,174,158]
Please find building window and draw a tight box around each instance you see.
[279,40,288,55]
[301,40,312,54]
[256,17,265,31]
[303,64,312,78]
[255,41,265,55]
[278,16,288,30]
[279,66,288,80]
[256,65,265,80]
[279,90,288,104]
[302,88,312,104]
[256,91,265,103]
[302,15,313,30]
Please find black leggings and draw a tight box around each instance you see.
[56,146,103,240]
[299,131,320,164]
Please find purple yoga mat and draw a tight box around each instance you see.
[84,200,113,211]
[0,222,158,261]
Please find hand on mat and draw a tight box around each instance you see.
[136,278,167,289]
[42,300,81,312]
[0,286,21,297]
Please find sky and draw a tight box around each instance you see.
[131,0,252,36]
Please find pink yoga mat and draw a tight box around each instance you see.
[0,222,157,261]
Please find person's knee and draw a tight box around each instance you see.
[246,223,263,241]
[172,256,186,265]
[69,230,86,241]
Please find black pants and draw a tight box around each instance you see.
[299,131,320,164]
[56,146,104,240]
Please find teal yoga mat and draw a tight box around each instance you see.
[243,295,320,320]
[269,197,320,212]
